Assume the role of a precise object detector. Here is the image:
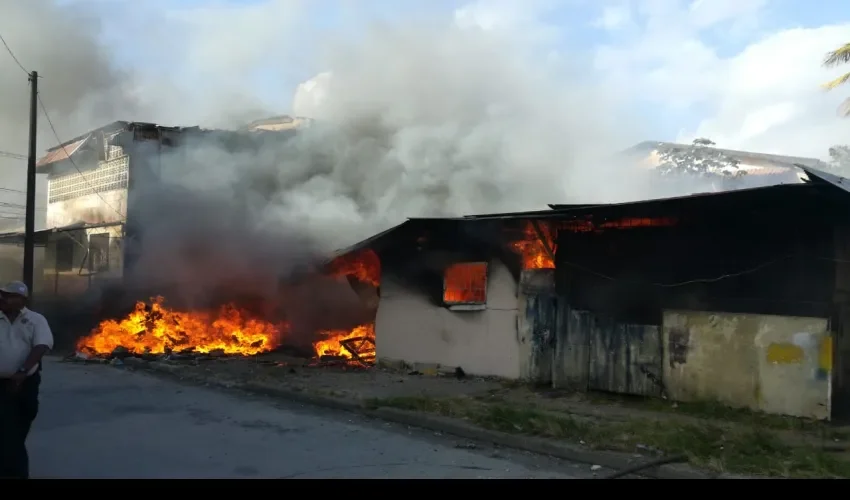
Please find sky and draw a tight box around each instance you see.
[61,0,849,159]
[3,0,849,156]
[0,0,848,235]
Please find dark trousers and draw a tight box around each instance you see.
[0,372,40,479]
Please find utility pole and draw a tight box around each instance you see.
[23,70,37,297]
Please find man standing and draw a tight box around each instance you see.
[0,281,53,479]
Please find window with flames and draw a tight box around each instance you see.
[443,262,488,306]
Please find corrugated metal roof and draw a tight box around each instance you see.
[0,221,124,246]
[323,220,413,263]
[548,183,817,213]
[36,135,90,168]
[332,182,835,256]
[796,165,850,195]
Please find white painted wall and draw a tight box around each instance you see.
[375,258,521,379]
[46,189,126,229]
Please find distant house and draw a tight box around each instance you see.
[243,115,313,132]
[623,140,830,188]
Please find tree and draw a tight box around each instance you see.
[655,138,745,178]
[828,145,850,175]
[822,43,850,117]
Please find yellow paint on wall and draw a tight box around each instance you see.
[766,343,804,364]
[819,336,833,372]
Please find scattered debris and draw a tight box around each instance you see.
[636,443,663,455]
[339,336,376,366]
[598,454,689,480]
[111,346,130,359]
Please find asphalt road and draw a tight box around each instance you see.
[27,357,599,478]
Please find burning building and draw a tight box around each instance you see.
[301,166,850,422]
[22,120,850,422]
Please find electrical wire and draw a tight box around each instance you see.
[36,94,126,220]
[0,151,27,161]
[0,31,28,74]
[558,253,795,289]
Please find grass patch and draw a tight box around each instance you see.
[581,392,842,436]
[367,396,850,478]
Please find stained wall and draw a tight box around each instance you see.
[663,310,831,419]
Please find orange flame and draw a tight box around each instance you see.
[318,249,380,362]
[443,262,487,303]
[76,296,280,356]
[313,324,376,360]
[327,248,381,286]
[510,221,555,269]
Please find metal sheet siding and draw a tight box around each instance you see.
[552,306,590,390]
[518,270,556,384]
[586,315,663,397]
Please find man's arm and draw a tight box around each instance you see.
[20,315,53,373]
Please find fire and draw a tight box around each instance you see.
[510,221,555,269]
[76,296,280,356]
[443,262,488,304]
[508,217,678,269]
[327,248,381,286]
[317,249,380,364]
[313,324,376,362]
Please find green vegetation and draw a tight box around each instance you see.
[823,42,850,117]
[366,395,850,478]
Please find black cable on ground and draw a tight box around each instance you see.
[598,453,690,479]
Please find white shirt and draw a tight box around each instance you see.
[0,307,54,377]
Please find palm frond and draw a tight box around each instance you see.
[824,43,850,67]
[839,97,850,118]
[823,71,850,90]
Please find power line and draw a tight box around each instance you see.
[0,32,28,74]
[0,151,27,161]
[1,30,124,225]
[36,94,126,221]
[559,253,793,288]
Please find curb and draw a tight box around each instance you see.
[119,358,718,479]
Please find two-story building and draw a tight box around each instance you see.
[34,121,190,297]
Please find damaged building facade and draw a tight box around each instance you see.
[331,167,850,422]
[31,119,303,299]
[33,121,191,297]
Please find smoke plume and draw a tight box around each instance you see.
[150,18,650,254]
[0,1,712,321]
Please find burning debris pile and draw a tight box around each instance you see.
[313,248,380,366]
[73,248,382,367]
[313,324,376,366]
[74,296,281,360]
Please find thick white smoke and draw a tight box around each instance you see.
[156,19,650,253]
[3,1,712,310]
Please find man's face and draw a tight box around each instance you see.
[0,293,25,313]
